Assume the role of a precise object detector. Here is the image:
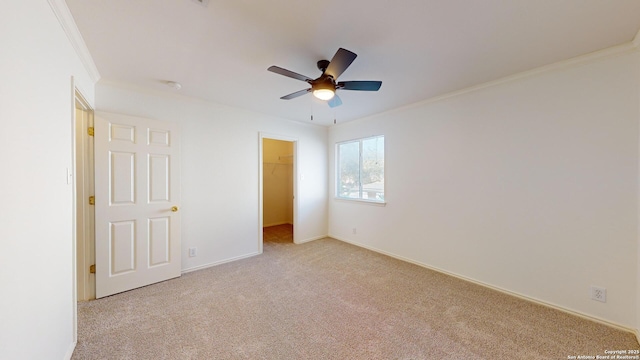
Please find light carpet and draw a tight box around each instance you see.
[73,225,639,359]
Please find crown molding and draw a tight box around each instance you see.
[48,0,101,83]
[426,42,637,106]
[336,40,639,128]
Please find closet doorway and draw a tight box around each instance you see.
[259,134,297,252]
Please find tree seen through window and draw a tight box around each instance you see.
[337,136,384,201]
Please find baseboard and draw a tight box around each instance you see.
[329,234,637,337]
[180,234,326,273]
[181,251,260,274]
[263,221,293,227]
[64,341,76,360]
[294,234,328,244]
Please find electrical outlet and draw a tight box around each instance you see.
[352,228,357,235]
[189,247,197,257]
[591,286,606,303]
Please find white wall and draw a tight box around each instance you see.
[329,49,640,328]
[0,2,96,359]
[95,82,328,271]
[637,46,640,339]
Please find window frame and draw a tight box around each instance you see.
[335,135,385,205]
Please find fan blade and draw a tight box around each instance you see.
[281,88,311,100]
[324,48,357,80]
[268,66,313,82]
[328,94,342,108]
[338,81,382,91]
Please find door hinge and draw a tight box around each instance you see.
[89,264,96,274]
[89,196,95,205]
[87,127,94,136]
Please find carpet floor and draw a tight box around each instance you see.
[73,225,639,359]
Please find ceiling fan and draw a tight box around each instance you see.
[267,48,382,108]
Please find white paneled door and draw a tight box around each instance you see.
[94,112,181,298]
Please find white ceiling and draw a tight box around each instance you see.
[66,0,640,126]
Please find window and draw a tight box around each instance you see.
[337,135,384,202]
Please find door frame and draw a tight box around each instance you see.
[258,132,298,253]
[74,91,95,302]
[71,82,94,345]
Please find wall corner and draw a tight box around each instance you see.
[47,0,101,83]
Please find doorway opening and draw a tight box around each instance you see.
[74,90,95,302]
[259,134,297,252]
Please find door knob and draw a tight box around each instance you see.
[171,206,179,212]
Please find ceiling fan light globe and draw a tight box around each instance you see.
[313,89,335,101]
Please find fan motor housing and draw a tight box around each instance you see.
[311,77,335,92]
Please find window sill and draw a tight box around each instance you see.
[334,197,387,207]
